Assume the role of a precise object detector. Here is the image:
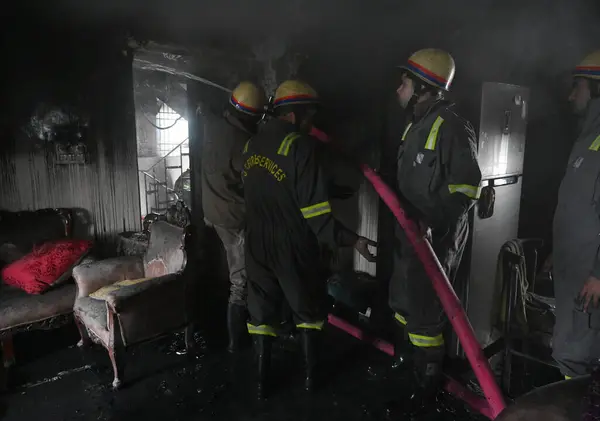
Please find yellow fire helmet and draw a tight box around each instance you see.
[273,80,319,108]
[229,81,267,116]
[574,50,600,80]
[399,48,456,91]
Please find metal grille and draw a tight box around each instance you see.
[156,103,189,157]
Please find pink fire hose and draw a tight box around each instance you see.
[310,127,506,419]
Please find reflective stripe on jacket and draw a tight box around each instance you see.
[242,119,357,249]
[397,100,482,229]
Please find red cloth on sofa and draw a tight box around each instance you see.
[1,239,92,294]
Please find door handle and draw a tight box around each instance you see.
[503,110,511,135]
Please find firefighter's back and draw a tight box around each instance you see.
[242,119,319,264]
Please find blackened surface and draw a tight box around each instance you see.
[185,81,231,332]
[2,322,488,421]
[0,20,140,241]
[17,0,600,252]
[186,82,206,230]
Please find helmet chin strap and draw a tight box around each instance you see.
[404,75,432,118]
[405,92,420,118]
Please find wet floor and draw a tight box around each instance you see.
[0,321,555,421]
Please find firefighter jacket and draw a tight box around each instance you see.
[397,99,481,230]
[553,97,600,287]
[201,110,250,229]
[242,119,358,249]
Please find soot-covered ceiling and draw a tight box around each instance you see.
[8,0,600,120]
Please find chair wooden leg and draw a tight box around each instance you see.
[108,346,125,390]
[74,316,92,348]
[108,312,126,390]
[185,324,195,352]
[1,335,15,368]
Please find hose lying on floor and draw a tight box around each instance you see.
[310,126,506,419]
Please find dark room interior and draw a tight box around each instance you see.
[1,0,600,420]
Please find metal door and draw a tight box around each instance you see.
[477,82,530,179]
[466,82,530,347]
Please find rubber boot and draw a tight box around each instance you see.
[227,303,250,353]
[392,322,412,369]
[253,335,272,400]
[300,329,320,393]
[413,346,445,398]
[383,327,415,419]
[386,346,445,419]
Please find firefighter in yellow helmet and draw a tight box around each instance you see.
[389,49,482,399]
[242,80,376,399]
[552,50,600,380]
[200,81,266,353]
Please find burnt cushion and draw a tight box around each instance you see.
[89,277,153,301]
[2,239,93,294]
[143,221,185,275]
[0,283,76,331]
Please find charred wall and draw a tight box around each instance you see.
[23,0,600,252]
[0,22,140,240]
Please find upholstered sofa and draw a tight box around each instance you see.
[73,221,193,389]
[0,208,92,390]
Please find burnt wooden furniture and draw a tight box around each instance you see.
[0,208,83,392]
[481,238,557,397]
[116,231,149,257]
[72,221,193,389]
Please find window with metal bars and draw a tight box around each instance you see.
[155,102,189,157]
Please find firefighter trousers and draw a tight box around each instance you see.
[552,265,600,378]
[389,216,469,348]
[245,231,329,337]
[205,219,247,306]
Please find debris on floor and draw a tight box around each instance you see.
[0,322,510,421]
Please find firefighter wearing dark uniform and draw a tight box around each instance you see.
[553,50,600,379]
[243,80,376,399]
[201,81,267,353]
[390,49,482,393]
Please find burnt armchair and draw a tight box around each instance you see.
[72,221,193,389]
